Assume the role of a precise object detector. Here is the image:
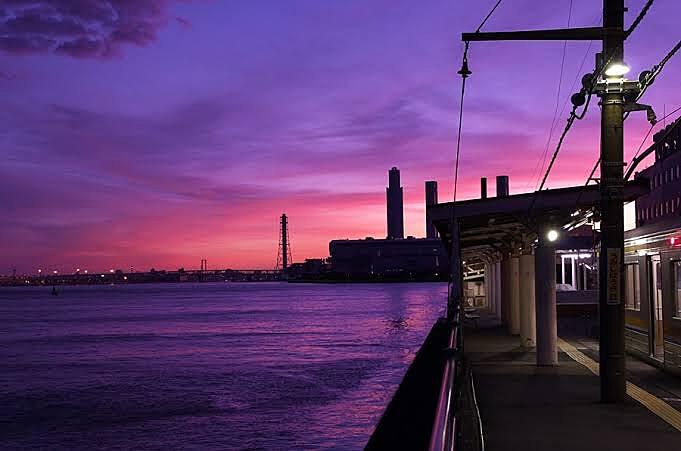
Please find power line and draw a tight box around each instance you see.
[632,105,681,162]
[448,0,503,306]
[532,0,574,192]
[574,106,681,212]
[452,49,469,204]
[632,39,681,105]
[625,0,653,38]
[452,0,503,204]
[532,0,658,199]
[622,106,681,182]
[525,9,600,191]
[475,0,503,33]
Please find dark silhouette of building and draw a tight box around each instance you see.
[325,167,446,280]
[387,167,404,239]
[329,237,448,278]
[634,117,681,227]
[425,181,438,239]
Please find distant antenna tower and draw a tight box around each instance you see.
[276,214,293,270]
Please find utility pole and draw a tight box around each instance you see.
[461,0,633,402]
[598,0,626,403]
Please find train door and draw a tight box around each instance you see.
[650,255,665,360]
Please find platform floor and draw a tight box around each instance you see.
[467,315,680,450]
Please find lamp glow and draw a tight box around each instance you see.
[547,230,559,242]
[604,62,630,77]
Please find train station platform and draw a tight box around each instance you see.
[468,314,681,450]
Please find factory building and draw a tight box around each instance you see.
[329,167,447,280]
[329,237,448,278]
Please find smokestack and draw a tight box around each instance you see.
[386,167,404,239]
[425,181,438,239]
[481,177,488,199]
[496,175,509,198]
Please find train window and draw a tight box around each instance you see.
[625,264,640,310]
[675,262,681,318]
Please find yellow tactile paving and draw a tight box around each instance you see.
[557,338,681,433]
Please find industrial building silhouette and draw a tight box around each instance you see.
[328,167,447,280]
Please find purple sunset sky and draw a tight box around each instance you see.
[1,0,679,272]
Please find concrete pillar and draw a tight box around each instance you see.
[500,257,511,326]
[448,220,462,320]
[510,255,520,335]
[495,261,502,320]
[535,240,557,365]
[485,262,494,313]
[519,253,536,348]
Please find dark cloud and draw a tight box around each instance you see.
[0,0,180,57]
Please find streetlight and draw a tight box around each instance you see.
[604,61,630,77]
[547,230,559,242]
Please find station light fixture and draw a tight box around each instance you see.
[604,61,630,78]
[547,230,559,242]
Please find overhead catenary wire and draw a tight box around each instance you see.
[452,0,503,205]
[531,0,574,192]
[475,0,503,33]
[530,0,658,214]
[625,0,654,38]
[632,105,681,162]
[448,0,503,302]
[628,39,681,110]
[574,106,681,209]
[624,106,681,181]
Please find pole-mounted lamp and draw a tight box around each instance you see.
[547,229,559,242]
[604,61,631,77]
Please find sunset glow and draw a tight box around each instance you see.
[1,0,679,272]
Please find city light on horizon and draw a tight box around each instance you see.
[0,1,679,273]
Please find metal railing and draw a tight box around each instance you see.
[428,305,463,451]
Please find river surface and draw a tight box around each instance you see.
[0,282,446,450]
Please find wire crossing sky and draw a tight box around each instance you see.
[1,0,679,272]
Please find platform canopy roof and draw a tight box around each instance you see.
[428,179,649,263]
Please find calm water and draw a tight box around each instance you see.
[0,282,446,450]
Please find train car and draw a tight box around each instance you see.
[624,117,681,375]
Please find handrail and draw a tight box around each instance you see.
[470,371,485,451]
[428,307,462,451]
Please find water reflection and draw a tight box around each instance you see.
[0,282,447,449]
